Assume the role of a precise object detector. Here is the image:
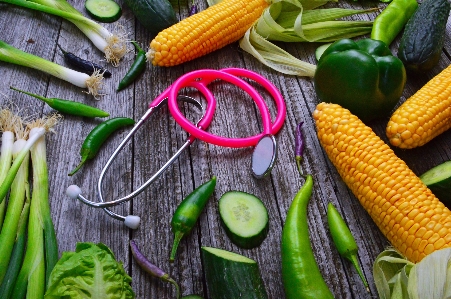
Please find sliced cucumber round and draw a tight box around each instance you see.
[85,0,122,23]
[420,161,451,207]
[218,191,269,249]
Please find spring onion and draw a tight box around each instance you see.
[2,0,128,65]
[0,122,29,285]
[0,190,30,299]
[0,40,104,97]
[11,115,60,298]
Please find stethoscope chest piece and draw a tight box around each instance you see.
[251,134,278,178]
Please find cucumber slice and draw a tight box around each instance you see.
[201,246,268,299]
[315,43,332,61]
[85,0,122,23]
[218,191,269,249]
[420,161,451,207]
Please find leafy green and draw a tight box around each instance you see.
[373,247,451,299]
[44,242,135,299]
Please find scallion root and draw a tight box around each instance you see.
[104,24,129,66]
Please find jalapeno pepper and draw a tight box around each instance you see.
[371,0,418,46]
[327,203,369,291]
[10,87,109,118]
[69,117,135,176]
[117,42,146,91]
[170,176,216,262]
[281,175,334,299]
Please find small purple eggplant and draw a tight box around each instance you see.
[130,240,181,298]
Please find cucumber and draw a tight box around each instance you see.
[218,191,269,249]
[420,161,451,207]
[315,43,332,61]
[124,0,177,35]
[201,246,268,299]
[397,0,451,73]
[85,0,122,23]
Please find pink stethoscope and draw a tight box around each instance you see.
[67,68,286,228]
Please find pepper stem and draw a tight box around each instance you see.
[169,231,184,263]
[348,253,369,292]
[166,277,181,299]
[68,156,88,176]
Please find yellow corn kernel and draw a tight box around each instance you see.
[313,102,451,263]
[386,64,451,149]
[147,0,269,67]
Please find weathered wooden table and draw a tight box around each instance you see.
[1,0,451,298]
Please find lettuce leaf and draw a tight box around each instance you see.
[44,242,135,299]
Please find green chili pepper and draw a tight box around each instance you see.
[327,202,369,291]
[281,175,334,299]
[68,117,135,176]
[10,86,109,118]
[370,0,418,46]
[117,42,146,91]
[170,176,216,263]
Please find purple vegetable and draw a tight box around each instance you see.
[295,121,304,176]
[189,4,198,16]
[130,240,181,298]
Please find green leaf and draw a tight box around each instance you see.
[44,242,135,299]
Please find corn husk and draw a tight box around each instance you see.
[238,0,375,76]
[373,247,451,299]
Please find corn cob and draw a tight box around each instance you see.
[386,64,451,149]
[147,0,269,67]
[313,102,451,263]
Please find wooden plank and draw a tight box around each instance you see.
[1,0,451,298]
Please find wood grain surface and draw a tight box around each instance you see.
[1,0,451,298]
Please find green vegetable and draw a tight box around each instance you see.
[281,175,334,299]
[12,117,61,299]
[201,246,268,299]
[10,87,110,118]
[397,0,451,73]
[0,137,30,285]
[170,176,216,262]
[69,117,135,176]
[373,247,451,299]
[327,203,368,291]
[1,0,128,65]
[124,0,177,35]
[420,161,451,207]
[44,242,135,299]
[218,191,269,249]
[85,0,122,23]
[181,296,204,299]
[314,38,406,122]
[0,193,29,299]
[314,43,331,61]
[370,0,418,46]
[0,39,103,97]
[117,42,147,91]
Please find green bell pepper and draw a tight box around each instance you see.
[313,38,406,122]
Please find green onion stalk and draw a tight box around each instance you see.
[0,189,30,299]
[0,122,30,286]
[1,0,128,66]
[10,115,60,298]
[0,110,18,230]
[0,40,104,97]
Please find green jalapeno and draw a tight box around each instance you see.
[327,203,369,291]
[281,175,334,299]
[371,0,418,46]
[170,176,216,262]
[10,87,109,118]
[117,42,146,91]
[69,117,135,176]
